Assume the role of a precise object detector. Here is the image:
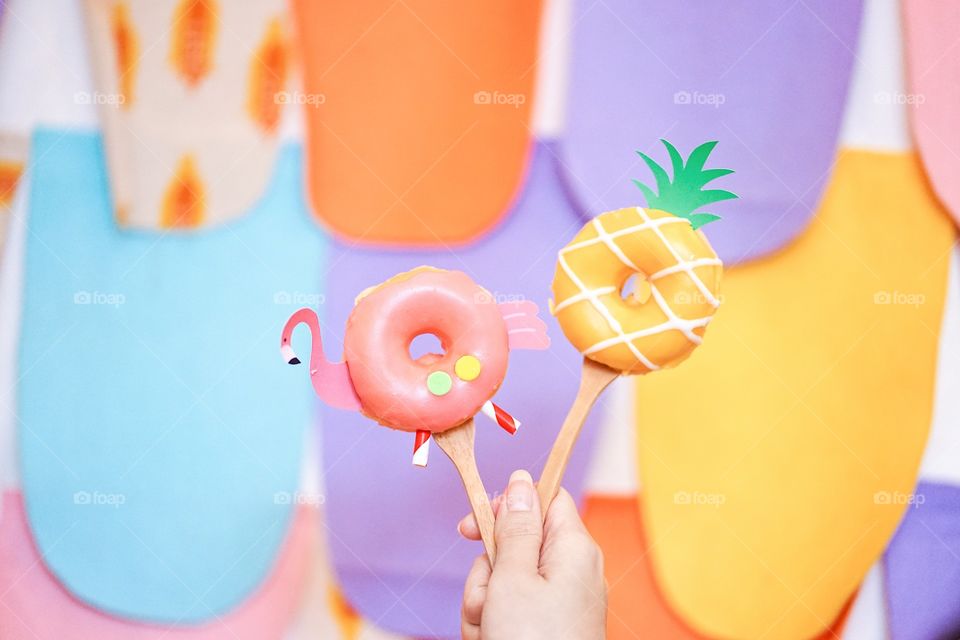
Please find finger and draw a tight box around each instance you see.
[493,469,543,576]
[541,488,602,578]
[457,514,480,541]
[462,554,491,631]
[458,493,505,540]
[462,620,482,640]
[543,488,588,539]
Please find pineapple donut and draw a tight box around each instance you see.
[553,206,722,373]
[552,140,733,373]
[539,140,736,512]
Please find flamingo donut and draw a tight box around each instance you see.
[280,266,548,561]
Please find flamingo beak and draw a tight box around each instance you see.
[281,344,300,365]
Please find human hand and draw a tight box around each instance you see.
[457,470,606,640]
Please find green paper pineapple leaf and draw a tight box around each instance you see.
[633,139,738,230]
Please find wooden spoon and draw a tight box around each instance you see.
[434,417,497,564]
[537,357,619,519]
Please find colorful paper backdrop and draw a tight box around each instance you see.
[293,0,542,246]
[558,0,863,264]
[317,141,605,637]
[83,0,291,230]
[16,130,324,623]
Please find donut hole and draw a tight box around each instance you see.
[408,332,446,363]
[621,273,652,306]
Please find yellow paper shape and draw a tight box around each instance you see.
[636,150,955,639]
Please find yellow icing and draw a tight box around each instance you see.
[552,207,722,373]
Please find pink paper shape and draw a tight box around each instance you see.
[904,1,960,226]
[0,491,313,639]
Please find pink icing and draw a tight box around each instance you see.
[344,268,509,433]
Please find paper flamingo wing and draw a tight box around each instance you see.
[320,365,362,412]
[499,300,550,350]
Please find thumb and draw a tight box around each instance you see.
[493,470,543,576]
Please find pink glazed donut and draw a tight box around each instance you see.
[343,267,509,433]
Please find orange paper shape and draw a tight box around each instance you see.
[583,495,852,640]
[634,150,955,638]
[293,0,542,246]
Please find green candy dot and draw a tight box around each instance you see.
[427,371,453,396]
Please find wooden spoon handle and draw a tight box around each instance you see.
[433,418,497,565]
[537,357,618,519]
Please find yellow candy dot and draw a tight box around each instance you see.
[455,355,482,381]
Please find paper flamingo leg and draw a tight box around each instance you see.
[412,430,431,467]
[480,400,520,435]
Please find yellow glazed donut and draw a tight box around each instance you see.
[551,206,722,374]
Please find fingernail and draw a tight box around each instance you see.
[506,470,533,512]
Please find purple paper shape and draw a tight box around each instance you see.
[884,481,960,640]
[558,0,863,264]
[318,142,604,638]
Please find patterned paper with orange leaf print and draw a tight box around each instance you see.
[169,0,218,87]
[83,0,290,231]
[110,3,137,107]
[247,18,287,134]
[161,154,205,228]
[0,132,28,263]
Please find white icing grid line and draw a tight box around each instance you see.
[592,217,640,271]
[561,214,689,254]
[555,214,689,315]
[636,207,721,308]
[584,310,712,355]
[649,257,723,281]
[556,208,720,370]
[553,285,617,313]
[557,251,658,370]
